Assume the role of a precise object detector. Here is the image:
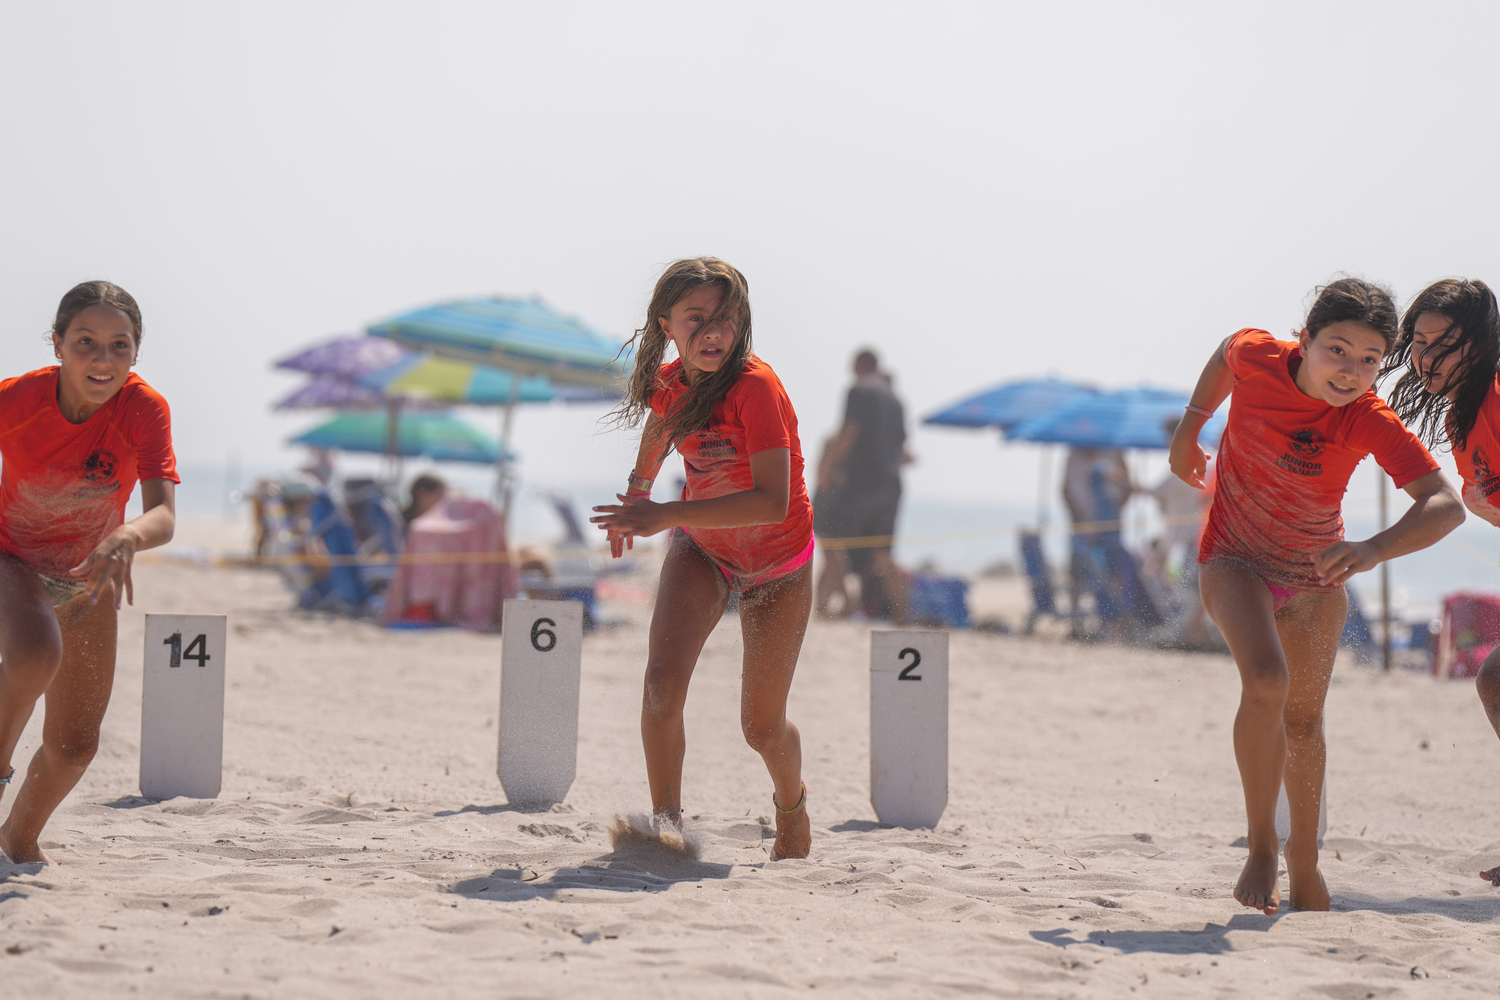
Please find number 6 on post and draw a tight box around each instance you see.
[498,599,583,806]
[141,614,227,799]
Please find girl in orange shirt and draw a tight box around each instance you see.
[1171,278,1463,914]
[592,258,815,859]
[0,282,178,863]
[1382,277,1500,887]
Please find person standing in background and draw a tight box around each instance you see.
[814,349,909,624]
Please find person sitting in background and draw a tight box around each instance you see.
[402,474,447,525]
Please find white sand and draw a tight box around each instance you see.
[3,531,1499,997]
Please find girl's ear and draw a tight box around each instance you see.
[1297,326,1312,351]
[51,333,62,360]
[658,315,669,336]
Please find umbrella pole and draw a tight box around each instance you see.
[385,399,403,487]
[497,375,521,519]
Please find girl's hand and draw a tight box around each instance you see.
[69,528,139,609]
[1169,426,1208,489]
[1312,539,1379,586]
[592,494,667,558]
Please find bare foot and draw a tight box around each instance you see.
[1233,845,1280,915]
[0,823,50,865]
[770,786,810,860]
[1479,865,1500,887]
[1283,840,1330,911]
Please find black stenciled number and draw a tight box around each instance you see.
[897,646,922,681]
[163,632,182,669]
[530,617,558,652]
[184,633,211,667]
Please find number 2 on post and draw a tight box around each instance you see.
[897,647,922,680]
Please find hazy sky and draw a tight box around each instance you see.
[4,1,1498,510]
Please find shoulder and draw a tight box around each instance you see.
[730,356,792,402]
[1224,328,1291,375]
[116,373,171,415]
[0,366,58,400]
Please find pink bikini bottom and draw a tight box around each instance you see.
[705,533,816,594]
[1266,582,1301,614]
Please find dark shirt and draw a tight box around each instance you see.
[842,378,906,488]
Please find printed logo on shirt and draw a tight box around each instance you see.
[1471,447,1500,499]
[695,425,738,460]
[74,449,122,498]
[1276,428,1325,477]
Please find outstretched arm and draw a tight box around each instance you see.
[1311,470,1465,586]
[1169,337,1234,489]
[591,447,791,552]
[70,478,176,608]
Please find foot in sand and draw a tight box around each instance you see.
[1283,844,1330,911]
[770,789,810,861]
[1233,845,1280,914]
[0,822,50,865]
[1479,866,1500,887]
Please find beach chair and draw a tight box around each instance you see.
[1019,531,1058,635]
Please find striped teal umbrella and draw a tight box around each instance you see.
[367,296,631,389]
[288,411,508,465]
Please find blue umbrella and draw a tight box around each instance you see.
[1007,387,1226,450]
[367,296,631,389]
[924,378,1100,429]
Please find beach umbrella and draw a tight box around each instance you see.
[288,411,508,465]
[923,378,1100,430]
[1007,387,1226,450]
[367,296,630,389]
[275,335,409,378]
[273,373,444,411]
[356,352,617,405]
[368,296,630,511]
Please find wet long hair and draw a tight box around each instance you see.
[612,258,753,448]
[52,280,143,346]
[1382,278,1500,454]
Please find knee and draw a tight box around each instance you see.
[1283,709,1324,742]
[642,662,688,720]
[47,731,99,771]
[1240,663,1289,706]
[741,710,787,754]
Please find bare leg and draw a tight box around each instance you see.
[1274,588,1343,912]
[738,564,812,859]
[870,550,909,627]
[0,590,117,864]
[1199,561,1287,915]
[815,547,850,619]
[0,555,65,812]
[640,533,728,823]
[1475,647,1500,886]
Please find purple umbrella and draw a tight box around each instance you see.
[275,335,411,378]
[274,373,444,411]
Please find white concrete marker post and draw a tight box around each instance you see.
[140,614,227,799]
[870,630,948,828]
[1275,780,1328,845]
[498,599,583,805]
